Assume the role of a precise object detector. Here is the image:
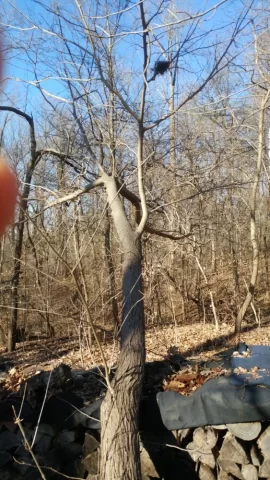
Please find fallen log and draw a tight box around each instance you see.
[250,444,262,467]
[82,451,99,475]
[199,464,216,480]
[186,441,216,469]
[140,443,159,478]
[173,427,191,444]
[259,459,270,478]
[219,432,249,465]
[258,426,270,458]
[226,423,261,441]
[217,473,234,480]
[218,459,243,479]
[193,426,218,450]
[241,464,258,480]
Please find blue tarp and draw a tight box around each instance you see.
[156,343,270,430]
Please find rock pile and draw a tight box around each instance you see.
[0,394,164,480]
[1,361,270,479]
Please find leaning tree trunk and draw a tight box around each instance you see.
[0,107,39,352]
[100,175,145,480]
[235,89,270,334]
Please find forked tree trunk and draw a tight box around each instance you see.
[100,175,145,480]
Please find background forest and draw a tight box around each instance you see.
[0,0,269,350]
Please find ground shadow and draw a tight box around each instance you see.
[140,393,197,479]
[0,325,116,369]
[180,322,259,359]
[141,428,198,480]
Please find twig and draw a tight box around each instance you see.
[18,383,27,419]
[165,443,212,455]
[12,406,47,480]
[31,369,52,448]
[13,457,84,480]
[146,440,212,455]
[54,394,101,424]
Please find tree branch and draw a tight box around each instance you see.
[41,178,104,210]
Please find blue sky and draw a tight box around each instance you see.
[2,0,256,113]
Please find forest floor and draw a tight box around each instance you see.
[0,321,269,376]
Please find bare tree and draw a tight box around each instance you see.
[0,107,41,351]
[1,0,255,477]
[235,26,270,334]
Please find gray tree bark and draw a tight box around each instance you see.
[100,174,145,480]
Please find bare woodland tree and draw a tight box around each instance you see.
[0,0,259,478]
[0,107,40,351]
[235,28,270,334]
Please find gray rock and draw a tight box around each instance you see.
[64,458,88,478]
[2,421,17,432]
[24,471,46,480]
[14,444,31,457]
[1,467,23,480]
[0,431,21,450]
[71,371,84,384]
[73,399,102,429]
[41,392,83,429]
[36,424,54,436]
[83,433,100,456]
[20,426,34,442]
[13,457,33,476]
[33,433,52,454]
[83,451,99,475]
[0,450,12,467]
[58,440,82,459]
[43,447,65,471]
[57,429,76,443]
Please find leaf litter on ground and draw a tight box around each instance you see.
[0,322,270,396]
[163,364,229,396]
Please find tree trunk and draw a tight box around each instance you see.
[104,207,119,327]
[0,107,38,352]
[100,175,145,480]
[235,89,270,334]
[100,251,144,479]
[8,172,33,352]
